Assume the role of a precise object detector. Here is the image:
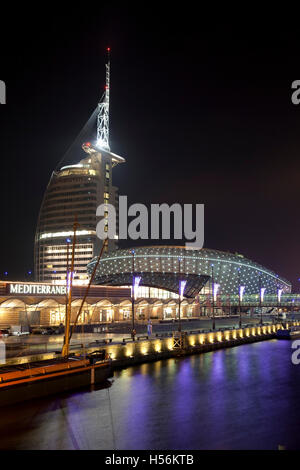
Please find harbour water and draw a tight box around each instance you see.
[0,339,299,450]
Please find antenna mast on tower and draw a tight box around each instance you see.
[97,48,111,151]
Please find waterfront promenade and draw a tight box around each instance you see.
[2,315,299,367]
[1,314,287,360]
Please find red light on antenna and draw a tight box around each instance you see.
[107,47,110,52]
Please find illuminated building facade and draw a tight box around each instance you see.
[34,145,124,283]
[0,281,131,327]
[0,276,297,328]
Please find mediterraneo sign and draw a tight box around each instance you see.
[8,284,67,296]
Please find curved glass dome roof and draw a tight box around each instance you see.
[87,246,291,296]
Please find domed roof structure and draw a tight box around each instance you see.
[87,246,291,297]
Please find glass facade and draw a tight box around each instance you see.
[34,144,123,283]
[88,246,292,296]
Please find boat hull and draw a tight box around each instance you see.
[0,359,113,407]
[276,329,300,340]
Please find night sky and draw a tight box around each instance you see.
[1,7,300,288]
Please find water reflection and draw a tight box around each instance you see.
[0,340,299,449]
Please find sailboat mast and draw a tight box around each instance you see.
[62,217,78,357]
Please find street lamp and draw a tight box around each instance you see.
[211,264,219,330]
[177,257,186,332]
[237,268,245,328]
[179,279,187,333]
[131,250,141,341]
[259,276,266,325]
[277,287,283,322]
[239,286,246,329]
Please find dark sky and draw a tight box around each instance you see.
[1,6,300,288]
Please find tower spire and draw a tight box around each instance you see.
[97,48,111,151]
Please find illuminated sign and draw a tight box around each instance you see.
[179,280,187,300]
[239,285,246,302]
[9,284,67,296]
[133,276,141,300]
[278,288,283,304]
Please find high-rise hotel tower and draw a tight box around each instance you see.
[34,50,125,283]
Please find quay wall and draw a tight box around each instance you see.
[3,321,298,367]
[104,322,295,368]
